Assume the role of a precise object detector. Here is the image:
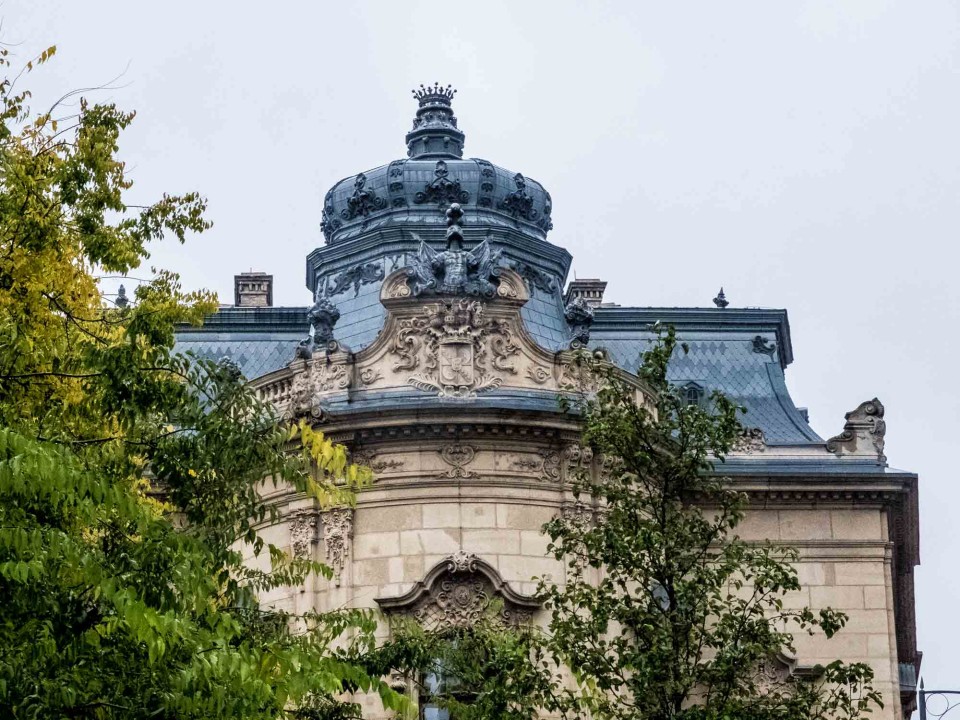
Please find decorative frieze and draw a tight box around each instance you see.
[326,262,384,298]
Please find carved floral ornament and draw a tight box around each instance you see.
[375,553,540,631]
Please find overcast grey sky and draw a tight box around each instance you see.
[10,0,959,699]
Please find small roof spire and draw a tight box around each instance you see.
[116,284,129,308]
[713,287,729,309]
[406,83,465,160]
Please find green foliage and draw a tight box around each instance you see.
[541,325,882,720]
[364,614,558,720]
[0,45,399,719]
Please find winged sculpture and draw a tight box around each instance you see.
[406,203,502,298]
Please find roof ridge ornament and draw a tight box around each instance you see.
[713,287,729,308]
[406,83,465,159]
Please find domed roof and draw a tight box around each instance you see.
[320,84,554,245]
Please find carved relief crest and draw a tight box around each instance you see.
[391,299,516,399]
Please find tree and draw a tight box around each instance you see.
[539,328,882,720]
[0,44,403,719]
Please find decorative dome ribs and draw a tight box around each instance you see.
[318,88,555,245]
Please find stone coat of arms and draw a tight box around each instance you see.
[392,299,516,399]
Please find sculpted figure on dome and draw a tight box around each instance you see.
[407,203,502,298]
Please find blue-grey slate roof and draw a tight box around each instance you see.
[173,305,820,445]
[590,307,821,444]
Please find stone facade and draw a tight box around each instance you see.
[190,86,919,719]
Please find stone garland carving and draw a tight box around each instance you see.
[407,204,502,298]
[510,260,556,295]
[438,444,479,478]
[564,296,595,349]
[326,262,385,298]
[414,160,470,205]
[752,335,776,357]
[290,511,320,558]
[391,299,517,399]
[321,507,354,586]
[498,173,538,222]
[526,365,551,385]
[826,398,887,464]
[731,427,766,454]
[341,173,387,221]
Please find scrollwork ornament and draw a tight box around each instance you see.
[290,511,319,559]
[321,508,354,586]
[438,444,478,478]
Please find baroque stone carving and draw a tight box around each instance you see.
[564,296,595,349]
[320,190,341,240]
[446,550,479,573]
[752,335,776,357]
[498,173,538,222]
[296,296,342,359]
[509,449,560,482]
[407,204,501,298]
[826,398,887,464]
[526,365,551,384]
[376,555,539,632]
[352,448,404,474]
[510,260,555,295]
[538,190,554,232]
[561,501,594,531]
[438,444,478,478]
[327,262,385,298]
[290,511,320,558]
[288,360,349,417]
[321,507,354,586]
[414,160,470,205]
[392,299,516,399]
[358,367,382,386]
[731,427,766,454]
[341,173,386,221]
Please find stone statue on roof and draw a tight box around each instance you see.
[406,203,502,298]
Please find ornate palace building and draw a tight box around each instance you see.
[175,85,920,718]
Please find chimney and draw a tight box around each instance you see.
[234,272,273,307]
[564,278,607,309]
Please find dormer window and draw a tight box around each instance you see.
[680,382,706,408]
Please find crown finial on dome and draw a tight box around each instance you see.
[406,83,465,160]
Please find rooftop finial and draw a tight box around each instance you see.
[713,287,729,309]
[412,82,457,104]
[406,83,465,160]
